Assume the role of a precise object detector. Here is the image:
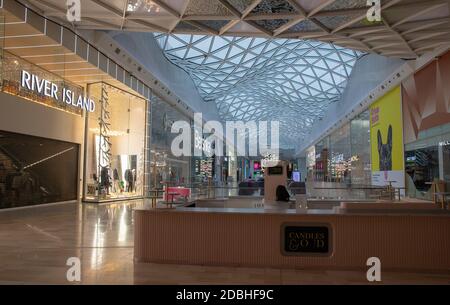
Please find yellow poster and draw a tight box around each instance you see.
[370,86,404,172]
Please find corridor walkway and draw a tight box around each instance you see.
[0,201,448,285]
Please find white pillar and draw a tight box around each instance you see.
[439,144,444,180]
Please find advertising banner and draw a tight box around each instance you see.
[370,86,405,190]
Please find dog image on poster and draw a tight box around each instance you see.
[377,125,393,171]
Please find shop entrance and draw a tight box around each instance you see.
[83,82,148,203]
[0,130,79,209]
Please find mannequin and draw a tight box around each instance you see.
[100,167,110,195]
[124,169,133,192]
[113,168,120,193]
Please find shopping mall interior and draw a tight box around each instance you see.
[0,0,449,286]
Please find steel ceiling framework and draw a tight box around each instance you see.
[18,0,450,59]
[15,0,450,146]
[154,33,361,146]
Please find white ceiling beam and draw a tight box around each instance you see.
[272,0,309,37]
[273,16,306,36]
[151,0,181,18]
[332,0,405,34]
[183,20,218,35]
[183,15,239,21]
[400,18,450,35]
[312,8,366,18]
[83,17,120,29]
[391,2,448,28]
[382,17,417,57]
[309,18,331,34]
[217,0,242,18]
[286,0,307,16]
[219,0,261,36]
[30,0,64,13]
[414,41,450,52]
[130,18,168,33]
[245,13,298,20]
[307,0,337,17]
[89,0,123,17]
[408,32,450,44]
[245,20,273,36]
[219,20,240,35]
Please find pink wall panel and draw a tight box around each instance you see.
[135,210,450,272]
[403,51,450,144]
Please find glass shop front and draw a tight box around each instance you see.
[405,123,450,200]
[149,96,192,190]
[0,34,153,207]
[0,51,84,209]
[306,110,372,186]
[83,82,148,203]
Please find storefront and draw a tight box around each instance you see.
[150,96,192,189]
[0,2,155,207]
[349,111,371,185]
[404,124,450,199]
[305,109,371,186]
[192,156,214,183]
[83,82,149,203]
[251,160,262,179]
[0,52,152,206]
[227,153,238,184]
[402,51,450,200]
[0,51,85,209]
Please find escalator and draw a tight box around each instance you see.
[0,131,79,209]
[0,145,49,208]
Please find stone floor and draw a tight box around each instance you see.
[0,200,448,285]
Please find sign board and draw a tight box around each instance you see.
[281,223,332,257]
[20,70,95,112]
[268,166,283,175]
[194,129,212,155]
[370,86,405,191]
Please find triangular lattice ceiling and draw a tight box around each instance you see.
[155,33,362,148]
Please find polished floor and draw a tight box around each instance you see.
[0,200,449,285]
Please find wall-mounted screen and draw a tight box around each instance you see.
[292,171,301,182]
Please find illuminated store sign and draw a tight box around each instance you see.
[21,70,95,112]
[261,153,279,168]
[194,130,212,154]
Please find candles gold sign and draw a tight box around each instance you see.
[281,223,332,257]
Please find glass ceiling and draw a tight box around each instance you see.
[154,33,362,148]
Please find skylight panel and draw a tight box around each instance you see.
[154,33,362,145]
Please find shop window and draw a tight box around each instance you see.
[442,145,450,191]
[150,97,192,189]
[309,110,371,186]
[83,82,147,202]
[405,147,439,196]
[405,122,450,200]
[350,110,371,186]
[313,138,330,182]
[329,124,351,183]
[0,130,79,209]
